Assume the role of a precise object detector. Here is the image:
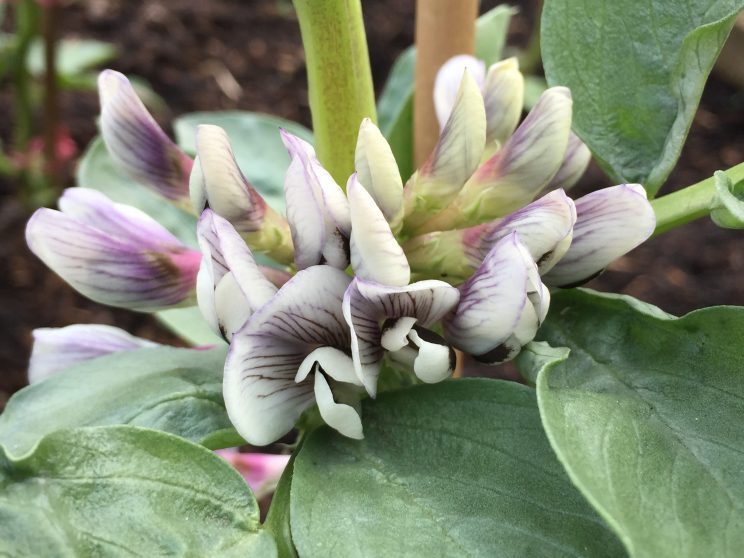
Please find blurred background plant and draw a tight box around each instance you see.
[1,0,743,406]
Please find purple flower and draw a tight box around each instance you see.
[26,188,201,311]
[215,449,290,497]
[98,70,193,203]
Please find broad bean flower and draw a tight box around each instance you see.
[26,62,655,446]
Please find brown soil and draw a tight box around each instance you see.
[0,0,742,403]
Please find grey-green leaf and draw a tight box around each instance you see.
[290,379,624,557]
[0,346,240,458]
[542,0,744,196]
[76,136,198,247]
[711,169,744,228]
[174,111,313,213]
[27,38,116,78]
[531,288,744,558]
[0,426,275,557]
[376,5,513,182]
[156,306,224,346]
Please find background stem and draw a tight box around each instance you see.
[293,0,376,186]
[413,0,477,167]
[42,2,60,190]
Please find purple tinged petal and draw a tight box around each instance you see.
[444,232,546,363]
[403,69,487,230]
[343,277,460,395]
[419,86,573,233]
[545,132,591,192]
[98,70,192,202]
[543,184,656,287]
[482,57,524,146]
[224,265,353,445]
[347,174,410,287]
[196,210,278,341]
[433,55,486,130]
[215,450,290,496]
[26,190,200,312]
[354,118,404,230]
[281,129,350,270]
[28,324,159,384]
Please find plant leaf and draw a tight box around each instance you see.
[0,346,241,458]
[290,379,624,557]
[377,5,513,181]
[265,451,299,558]
[157,306,224,346]
[542,0,744,196]
[529,288,744,557]
[0,426,275,557]
[27,38,117,78]
[174,111,313,213]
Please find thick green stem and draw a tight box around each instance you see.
[651,161,744,235]
[293,0,377,186]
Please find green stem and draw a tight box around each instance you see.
[293,0,377,186]
[13,0,38,152]
[651,161,744,235]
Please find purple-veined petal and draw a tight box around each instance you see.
[28,324,159,384]
[347,174,410,287]
[434,55,486,130]
[313,373,364,440]
[343,277,459,395]
[354,118,404,230]
[26,204,200,312]
[98,70,192,202]
[543,184,656,287]
[281,130,351,270]
[403,69,487,230]
[483,57,524,147]
[58,188,182,250]
[215,450,290,496]
[419,87,573,232]
[444,232,546,363]
[544,132,591,192]
[196,209,278,340]
[405,189,576,281]
[224,265,352,445]
[191,125,294,264]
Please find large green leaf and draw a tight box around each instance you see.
[265,451,299,558]
[290,379,623,557]
[0,346,240,458]
[156,306,224,346]
[76,137,198,247]
[0,426,275,557]
[542,0,744,195]
[174,111,312,213]
[527,289,744,557]
[377,5,513,182]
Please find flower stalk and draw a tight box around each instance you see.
[651,161,744,235]
[292,0,377,186]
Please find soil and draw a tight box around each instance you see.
[0,0,743,403]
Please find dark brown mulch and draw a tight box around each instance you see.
[0,0,742,404]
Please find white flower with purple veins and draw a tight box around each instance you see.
[26,188,201,311]
[98,70,193,204]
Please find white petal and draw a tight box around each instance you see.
[313,373,364,440]
[296,346,360,386]
[543,184,656,287]
[545,132,591,192]
[407,328,456,383]
[482,57,524,146]
[28,325,158,384]
[444,232,540,361]
[380,316,418,352]
[192,125,268,232]
[354,118,404,229]
[404,69,487,229]
[281,130,350,270]
[224,265,352,445]
[434,55,486,130]
[343,277,459,395]
[26,209,199,311]
[348,175,410,286]
[464,189,577,274]
[98,70,192,201]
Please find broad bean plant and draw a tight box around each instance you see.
[3,1,744,557]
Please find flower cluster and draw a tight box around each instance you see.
[26,58,655,445]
